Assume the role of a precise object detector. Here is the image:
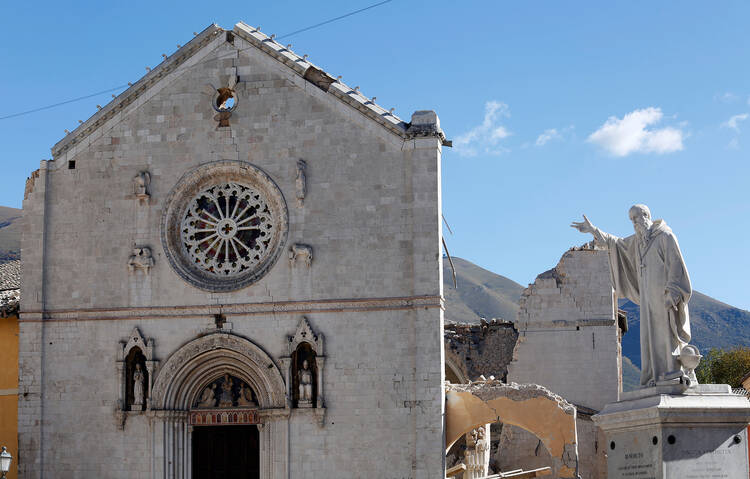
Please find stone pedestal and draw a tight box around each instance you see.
[593,384,750,479]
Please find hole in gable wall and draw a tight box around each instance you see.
[68,160,76,169]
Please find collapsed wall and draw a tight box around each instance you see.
[507,245,627,479]
[444,319,518,383]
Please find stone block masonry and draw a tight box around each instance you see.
[19,22,446,478]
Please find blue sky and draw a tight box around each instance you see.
[1,1,749,310]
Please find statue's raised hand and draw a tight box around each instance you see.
[570,214,596,234]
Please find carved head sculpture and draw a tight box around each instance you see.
[628,204,653,237]
[302,359,309,370]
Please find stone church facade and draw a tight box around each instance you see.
[20,22,447,478]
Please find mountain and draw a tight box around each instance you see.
[619,292,750,369]
[0,206,21,262]
[442,256,523,323]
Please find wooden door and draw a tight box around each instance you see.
[192,425,259,478]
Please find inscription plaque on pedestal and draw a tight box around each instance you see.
[663,426,747,479]
[608,429,660,479]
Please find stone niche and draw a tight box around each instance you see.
[281,317,325,415]
[116,327,158,426]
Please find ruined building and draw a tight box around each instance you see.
[445,246,627,478]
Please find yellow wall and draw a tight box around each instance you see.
[0,315,18,479]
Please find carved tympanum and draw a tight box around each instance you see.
[193,373,258,409]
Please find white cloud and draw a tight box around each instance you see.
[728,138,740,150]
[535,128,561,146]
[535,125,574,147]
[454,101,511,156]
[721,113,749,132]
[587,107,684,157]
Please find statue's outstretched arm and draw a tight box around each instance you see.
[570,214,611,245]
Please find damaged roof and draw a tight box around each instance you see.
[0,260,20,317]
[51,21,419,159]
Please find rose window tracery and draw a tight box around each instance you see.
[161,161,288,292]
[182,183,274,277]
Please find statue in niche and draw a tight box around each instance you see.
[295,159,307,207]
[133,171,150,202]
[125,347,148,411]
[237,383,257,407]
[132,364,145,411]
[292,342,318,408]
[219,373,234,407]
[298,360,313,407]
[197,384,217,408]
[128,247,154,274]
[572,204,697,388]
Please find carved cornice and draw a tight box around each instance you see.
[19,294,443,322]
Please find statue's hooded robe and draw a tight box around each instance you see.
[595,220,691,386]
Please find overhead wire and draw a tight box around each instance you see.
[0,0,394,122]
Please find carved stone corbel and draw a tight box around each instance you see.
[128,246,154,274]
[289,243,312,267]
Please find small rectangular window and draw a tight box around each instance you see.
[68,160,76,169]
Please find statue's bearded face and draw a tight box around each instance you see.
[630,209,652,237]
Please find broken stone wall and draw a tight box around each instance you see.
[508,247,621,411]
[444,319,518,383]
[507,246,624,479]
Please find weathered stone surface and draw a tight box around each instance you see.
[19,22,445,479]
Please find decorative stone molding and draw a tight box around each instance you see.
[287,316,324,356]
[116,327,158,429]
[288,243,312,267]
[127,246,154,274]
[160,160,289,292]
[150,332,286,410]
[20,294,443,322]
[133,171,150,203]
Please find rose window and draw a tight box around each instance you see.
[161,161,288,292]
[182,183,274,277]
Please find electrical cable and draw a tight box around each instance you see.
[0,0,394,122]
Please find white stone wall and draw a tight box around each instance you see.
[20,27,444,478]
[507,248,621,478]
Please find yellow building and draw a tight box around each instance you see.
[0,260,20,479]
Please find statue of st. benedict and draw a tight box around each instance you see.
[572,204,693,387]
